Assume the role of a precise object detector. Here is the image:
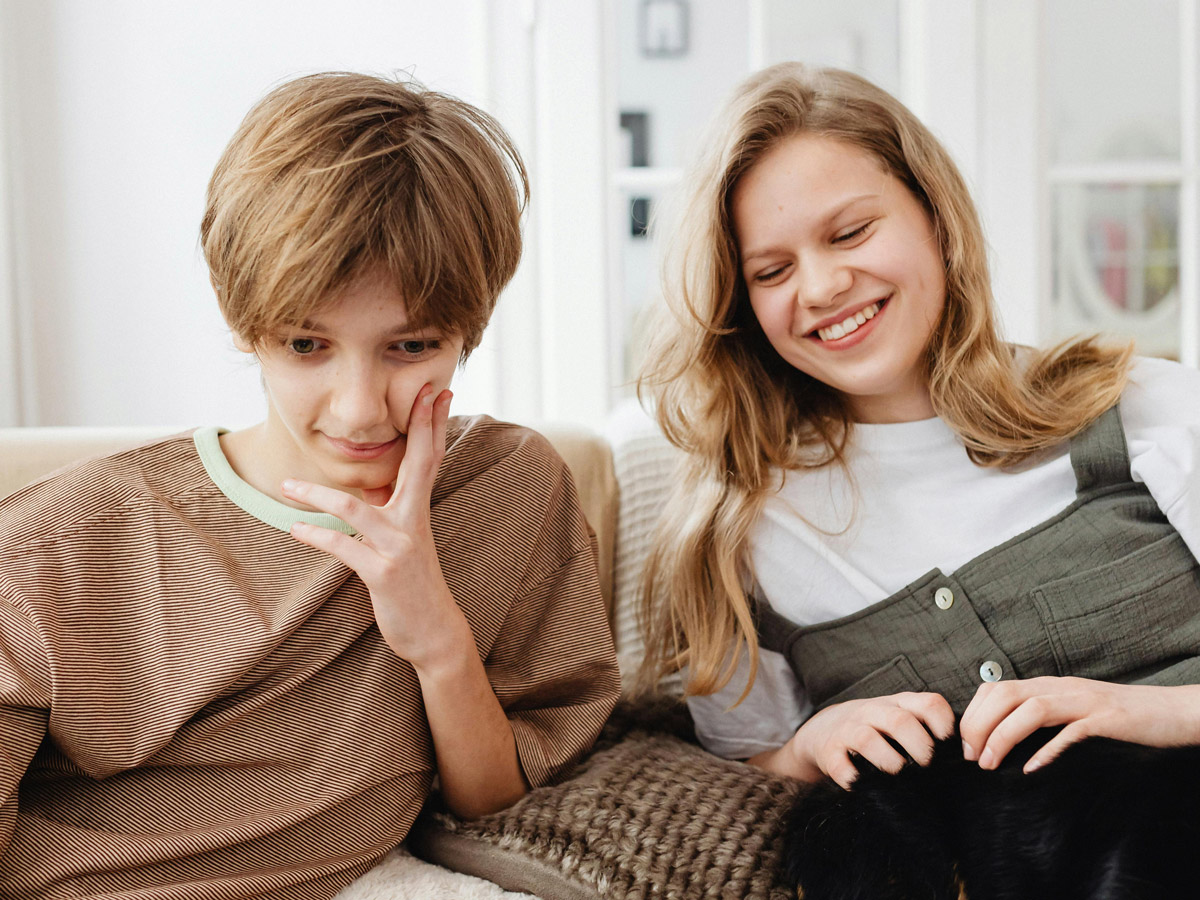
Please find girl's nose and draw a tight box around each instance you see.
[795,251,853,310]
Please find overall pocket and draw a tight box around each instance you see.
[816,654,928,711]
[1030,532,1200,680]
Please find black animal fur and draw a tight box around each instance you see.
[782,730,1200,900]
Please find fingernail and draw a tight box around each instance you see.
[979,748,994,769]
[962,740,975,761]
[1025,759,1042,774]
[281,479,299,493]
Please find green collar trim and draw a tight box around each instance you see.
[193,426,355,536]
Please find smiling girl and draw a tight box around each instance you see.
[638,62,1200,789]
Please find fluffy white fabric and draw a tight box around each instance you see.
[333,847,538,900]
[604,398,685,689]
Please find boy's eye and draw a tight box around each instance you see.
[289,338,318,354]
[398,340,440,355]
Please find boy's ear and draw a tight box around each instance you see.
[232,332,255,353]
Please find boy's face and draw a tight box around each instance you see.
[245,268,464,498]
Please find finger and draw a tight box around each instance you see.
[281,479,385,536]
[960,680,1036,761]
[290,520,379,575]
[877,712,940,767]
[391,388,451,520]
[894,691,956,741]
[848,729,909,776]
[1024,721,1091,773]
[389,385,439,512]
[977,693,1079,770]
[827,752,861,790]
[431,389,452,469]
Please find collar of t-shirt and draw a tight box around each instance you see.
[193,426,356,536]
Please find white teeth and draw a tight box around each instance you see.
[817,300,882,342]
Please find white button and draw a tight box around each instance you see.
[934,587,954,610]
[979,660,1003,682]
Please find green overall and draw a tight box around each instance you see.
[754,405,1200,715]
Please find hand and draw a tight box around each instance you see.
[960,677,1200,773]
[782,692,955,789]
[281,385,468,669]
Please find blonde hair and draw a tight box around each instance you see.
[201,71,528,356]
[638,62,1133,698]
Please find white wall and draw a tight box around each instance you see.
[615,1,750,170]
[3,0,493,427]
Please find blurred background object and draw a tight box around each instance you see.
[0,0,1196,429]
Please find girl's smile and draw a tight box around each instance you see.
[806,296,889,346]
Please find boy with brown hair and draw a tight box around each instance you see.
[0,72,619,899]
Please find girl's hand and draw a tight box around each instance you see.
[281,385,468,670]
[778,691,955,789]
[960,677,1200,773]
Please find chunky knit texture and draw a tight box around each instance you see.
[411,701,801,900]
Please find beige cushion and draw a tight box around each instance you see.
[0,427,179,497]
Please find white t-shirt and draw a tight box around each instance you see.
[688,357,1200,759]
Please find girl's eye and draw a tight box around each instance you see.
[754,265,789,284]
[288,338,318,355]
[834,223,871,244]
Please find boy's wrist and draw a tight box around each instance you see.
[403,609,478,681]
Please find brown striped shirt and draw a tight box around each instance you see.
[0,416,619,899]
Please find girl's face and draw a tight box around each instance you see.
[732,134,946,424]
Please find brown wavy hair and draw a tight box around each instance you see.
[637,62,1132,699]
[201,71,528,357]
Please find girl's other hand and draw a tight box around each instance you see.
[960,677,1200,773]
[754,691,954,789]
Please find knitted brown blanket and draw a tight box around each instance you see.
[408,700,802,900]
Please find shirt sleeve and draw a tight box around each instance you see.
[0,595,52,852]
[1122,357,1200,563]
[483,539,619,788]
[686,644,812,760]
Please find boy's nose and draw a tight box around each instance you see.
[329,367,389,432]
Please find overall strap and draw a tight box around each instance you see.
[751,593,799,655]
[1068,403,1132,495]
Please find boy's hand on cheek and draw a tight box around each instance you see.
[283,385,471,671]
